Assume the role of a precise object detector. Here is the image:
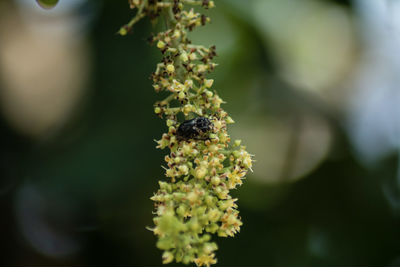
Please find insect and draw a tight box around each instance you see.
[176,116,213,141]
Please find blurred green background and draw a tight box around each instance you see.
[1,0,400,266]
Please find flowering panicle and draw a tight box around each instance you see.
[120,1,253,266]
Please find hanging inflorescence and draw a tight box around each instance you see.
[120,1,253,266]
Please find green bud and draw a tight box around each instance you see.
[205,223,219,234]
[178,91,186,100]
[157,40,166,49]
[205,90,213,97]
[166,119,175,127]
[157,239,173,250]
[176,205,188,217]
[203,242,218,254]
[188,218,201,232]
[159,181,172,192]
[232,150,240,158]
[217,230,228,237]
[166,64,175,73]
[162,251,174,264]
[195,166,207,179]
[119,27,128,36]
[204,79,214,88]
[209,133,217,139]
[207,209,221,222]
[226,116,235,124]
[211,176,220,185]
[218,200,233,211]
[178,164,189,175]
[180,51,189,62]
[234,139,242,147]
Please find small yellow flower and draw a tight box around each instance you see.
[119,27,128,36]
[180,51,189,62]
[172,30,181,39]
[204,79,214,88]
[178,164,189,175]
[183,104,193,115]
[195,166,207,179]
[178,91,186,100]
[162,251,174,264]
[157,40,166,49]
[194,253,217,267]
[166,64,175,73]
[154,107,161,114]
[189,52,197,61]
[226,116,235,124]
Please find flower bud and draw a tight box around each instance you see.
[205,223,219,234]
[204,79,214,88]
[226,116,235,124]
[184,79,193,88]
[211,176,220,185]
[213,120,222,130]
[232,151,240,158]
[119,27,128,36]
[205,90,213,97]
[178,91,186,100]
[176,205,188,217]
[195,166,207,179]
[172,30,181,39]
[166,64,175,73]
[189,53,197,61]
[157,40,166,49]
[178,164,189,175]
[183,104,193,115]
[187,191,198,203]
[162,251,174,264]
[207,209,221,222]
[203,243,217,254]
[180,51,189,62]
[234,139,241,147]
[166,119,175,127]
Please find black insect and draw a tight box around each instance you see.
[176,117,213,141]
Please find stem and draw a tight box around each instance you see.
[163,0,203,5]
[124,0,147,30]
[160,94,176,106]
[181,0,204,5]
[166,8,187,82]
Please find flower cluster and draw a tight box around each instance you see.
[120,1,253,266]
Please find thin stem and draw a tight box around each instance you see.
[166,7,187,86]
[125,0,147,29]
[163,0,203,5]
[160,94,176,106]
[182,0,204,5]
